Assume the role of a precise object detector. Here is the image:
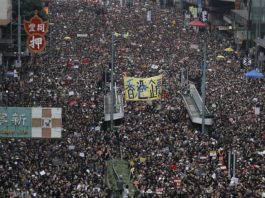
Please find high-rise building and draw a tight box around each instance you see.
[0,0,12,66]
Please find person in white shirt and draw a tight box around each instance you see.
[122,185,129,198]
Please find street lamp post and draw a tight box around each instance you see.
[246,0,252,54]
[110,33,115,131]
[201,34,207,134]
[228,150,231,179]
[5,90,8,106]
[18,0,22,67]
[189,20,207,134]
[110,32,128,131]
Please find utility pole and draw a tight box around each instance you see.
[228,150,231,179]
[189,21,207,133]
[255,0,262,69]
[246,0,252,54]
[18,0,22,67]
[201,33,207,134]
[110,33,115,131]
[197,0,202,16]
[232,150,236,177]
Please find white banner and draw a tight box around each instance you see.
[255,107,260,115]
[147,11,151,22]
[76,33,88,38]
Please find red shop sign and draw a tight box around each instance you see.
[24,13,49,36]
[27,34,46,53]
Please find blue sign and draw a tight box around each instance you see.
[0,107,32,138]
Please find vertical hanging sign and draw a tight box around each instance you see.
[23,12,49,53]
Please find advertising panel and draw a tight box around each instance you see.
[0,107,62,138]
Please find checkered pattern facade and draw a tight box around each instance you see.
[31,108,62,138]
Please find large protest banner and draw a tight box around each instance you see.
[0,107,62,138]
[124,75,162,101]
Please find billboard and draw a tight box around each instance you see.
[0,107,62,138]
[0,0,12,25]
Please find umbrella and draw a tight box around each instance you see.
[216,55,225,60]
[189,20,207,28]
[224,47,234,52]
[64,36,71,40]
[245,69,264,78]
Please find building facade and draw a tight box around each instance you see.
[181,0,265,67]
[0,0,12,67]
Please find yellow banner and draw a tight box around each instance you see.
[124,75,162,101]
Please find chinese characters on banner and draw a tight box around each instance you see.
[23,13,49,53]
[27,34,47,52]
[0,107,62,138]
[124,75,162,101]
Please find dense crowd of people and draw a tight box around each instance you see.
[0,0,264,197]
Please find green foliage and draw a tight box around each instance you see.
[107,160,116,189]
[107,159,136,197]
